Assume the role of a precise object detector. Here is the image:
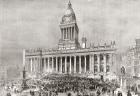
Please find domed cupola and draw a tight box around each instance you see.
[61,0,76,24]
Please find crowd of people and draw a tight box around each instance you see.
[3,73,136,96]
[28,74,118,96]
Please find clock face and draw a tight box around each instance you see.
[66,17,70,22]
[62,16,73,23]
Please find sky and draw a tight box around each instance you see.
[0,0,140,67]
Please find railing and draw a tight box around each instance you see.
[25,47,116,56]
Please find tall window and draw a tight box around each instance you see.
[100,65,104,72]
[66,28,68,39]
[106,54,109,63]
[69,27,71,39]
[94,65,98,73]
[64,29,66,39]
[94,55,97,64]
[72,27,74,39]
[106,65,110,72]
[42,58,44,70]
[100,54,103,64]
[61,29,63,39]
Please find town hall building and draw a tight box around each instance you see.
[24,1,117,79]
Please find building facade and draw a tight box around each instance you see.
[124,39,140,77]
[24,1,117,79]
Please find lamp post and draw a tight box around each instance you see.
[120,66,126,90]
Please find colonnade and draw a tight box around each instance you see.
[25,53,113,75]
[61,26,75,40]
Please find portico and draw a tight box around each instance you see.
[25,50,114,75]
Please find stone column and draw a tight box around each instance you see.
[66,28,68,39]
[56,57,58,72]
[110,53,113,73]
[89,55,92,72]
[64,29,65,39]
[61,29,63,39]
[71,27,73,39]
[26,58,29,72]
[69,56,72,73]
[62,29,64,39]
[38,58,41,73]
[60,57,62,73]
[37,58,39,73]
[67,28,69,39]
[36,58,38,73]
[84,56,87,73]
[69,27,70,39]
[33,58,35,73]
[97,54,100,73]
[65,56,67,73]
[32,58,34,73]
[47,57,50,72]
[34,58,37,73]
[52,57,54,72]
[63,29,65,39]
[70,27,71,40]
[40,57,42,73]
[104,54,107,73]
[74,56,76,73]
[89,55,91,72]
[34,58,36,73]
[29,58,31,72]
[30,58,33,73]
[43,58,46,73]
[66,28,67,39]
[73,27,75,39]
[68,28,69,39]
[79,56,81,73]
[65,28,67,39]
[92,55,94,73]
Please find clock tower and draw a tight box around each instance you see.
[58,1,80,50]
